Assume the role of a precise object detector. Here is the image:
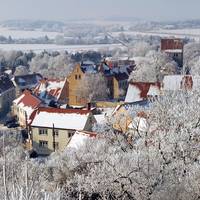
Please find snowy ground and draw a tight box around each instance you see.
[0,25,200,52]
[111,29,200,41]
[0,27,63,39]
[0,43,123,53]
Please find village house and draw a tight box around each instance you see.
[33,78,68,105]
[104,57,135,68]
[0,74,15,117]
[127,112,149,139]
[100,61,135,100]
[161,38,184,68]
[12,73,43,97]
[66,60,135,106]
[12,90,42,127]
[125,82,161,103]
[66,63,87,106]
[67,130,97,150]
[30,107,96,155]
[163,75,200,91]
[112,101,149,133]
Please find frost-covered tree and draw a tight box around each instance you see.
[130,41,155,57]
[14,65,29,76]
[29,51,74,78]
[184,42,200,73]
[43,90,200,200]
[76,73,109,102]
[129,51,177,82]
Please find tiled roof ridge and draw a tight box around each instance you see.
[37,107,91,115]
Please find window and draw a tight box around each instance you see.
[75,75,78,79]
[39,129,48,135]
[39,140,48,148]
[53,142,59,150]
[79,75,81,79]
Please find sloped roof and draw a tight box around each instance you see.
[112,100,149,115]
[125,82,161,103]
[31,107,91,130]
[67,131,97,149]
[163,75,200,91]
[128,116,149,133]
[34,78,66,100]
[14,73,43,88]
[0,74,14,94]
[13,90,42,118]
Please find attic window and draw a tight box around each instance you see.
[75,75,78,80]
[79,75,81,79]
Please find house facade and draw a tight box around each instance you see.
[100,62,134,100]
[161,38,184,68]
[66,64,87,106]
[30,107,96,155]
[12,90,42,127]
[112,101,149,133]
[0,74,15,117]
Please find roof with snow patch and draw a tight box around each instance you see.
[13,90,42,118]
[125,82,161,103]
[31,107,91,130]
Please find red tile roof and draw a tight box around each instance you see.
[14,90,42,109]
[36,107,91,115]
[34,79,65,99]
[130,82,161,99]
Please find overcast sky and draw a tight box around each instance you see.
[1,0,200,22]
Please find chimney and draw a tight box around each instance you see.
[87,102,91,111]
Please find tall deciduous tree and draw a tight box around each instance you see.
[77,73,109,102]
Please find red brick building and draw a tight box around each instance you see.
[161,38,184,68]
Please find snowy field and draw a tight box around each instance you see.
[0,43,123,53]
[111,29,200,41]
[0,27,63,39]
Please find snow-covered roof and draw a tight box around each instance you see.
[112,101,149,115]
[13,90,42,119]
[14,73,43,88]
[34,79,66,100]
[125,82,161,103]
[163,75,200,91]
[131,56,150,65]
[147,85,161,96]
[31,107,91,130]
[125,84,142,103]
[164,49,183,53]
[67,131,97,149]
[128,117,149,133]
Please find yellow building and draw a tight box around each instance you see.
[112,104,132,133]
[65,63,130,106]
[30,107,96,155]
[112,101,149,133]
[66,63,87,106]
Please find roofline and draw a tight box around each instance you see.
[31,125,77,131]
